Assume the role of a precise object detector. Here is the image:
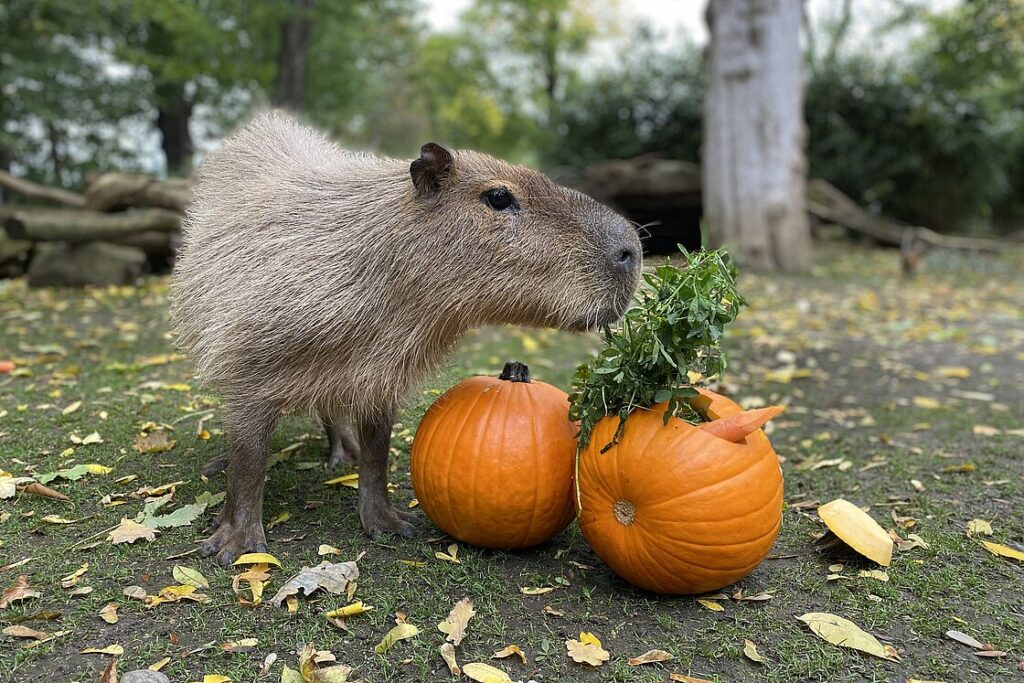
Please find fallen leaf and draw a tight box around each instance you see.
[1,575,41,608]
[82,644,124,655]
[798,613,898,661]
[941,463,976,473]
[743,639,765,664]
[62,401,82,415]
[435,544,460,563]
[966,519,993,537]
[945,630,987,650]
[98,603,119,624]
[697,599,725,612]
[267,511,290,530]
[374,623,419,654]
[234,552,282,568]
[858,569,890,582]
[437,597,475,645]
[144,584,210,608]
[628,649,673,666]
[60,563,89,588]
[173,565,209,588]
[221,638,259,652]
[440,642,460,675]
[982,541,1024,562]
[41,514,75,524]
[99,659,116,683]
[566,634,609,666]
[269,561,358,606]
[972,425,1001,436]
[2,625,47,639]
[668,676,713,683]
[109,518,157,544]
[463,662,513,682]
[913,397,941,409]
[318,544,342,556]
[324,473,359,488]
[324,601,373,618]
[133,430,177,453]
[492,644,527,665]
[542,605,565,617]
[122,585,147,601]
[21,482,69,501]
[520,586,555,595]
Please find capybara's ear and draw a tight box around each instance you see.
[410,143,454,197]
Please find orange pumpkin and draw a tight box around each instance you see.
[576,389,783,594]
[411,361,577,549]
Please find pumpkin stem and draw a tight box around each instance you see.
[498,361,532,383]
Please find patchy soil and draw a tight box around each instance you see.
[1,242,1022,682]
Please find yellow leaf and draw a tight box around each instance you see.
[697,599,725,612]
[62,401,82,415]
[578,631,602,647]
[743,639,765,664]
[267,511,290,530]
[148,657,171,671]
[173,565,209,588]
[912,397,941,409]
[324,474,359,488]
[82,431,103,445]
[937,366,970,378]
[108,518,157,545]
[565,637,610,666]
[858,569,890,582]
[668,676,713,683]
[84,463,113,475]
[435,544,460,563]
[797,612,898,660]
[817,499,894,566]
[982,541,1024,562]
[61,563,89,588]
[318,544,342,556]
[200,676,232,683]
[374,623,419,654]
[42,515,75,524]
[324,601,373,618]
[160,383,191,392]
[492,644,527,665]
[233,552,281,568]
[82,644,124,655]
[463,662,513,682]
[437,597,476,645]
[967,519,993,536]
[133,430,176,454]
[972,425,1001,436]
[627,649,673,666]
[520,586,555,595]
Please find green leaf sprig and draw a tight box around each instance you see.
[568,247,745,452]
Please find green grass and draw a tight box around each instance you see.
[1,243,1022,682]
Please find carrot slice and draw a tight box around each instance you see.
[0,361,14,374]
[699,405,784,442]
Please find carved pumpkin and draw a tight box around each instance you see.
[576,389,783,594]
[411,361,577,549]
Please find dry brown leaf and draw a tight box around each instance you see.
[668,675,713,683]
[21,482,70,502]
[98,602,119,624]
[269,560,358,606]
[440,642,460,675]
[2,625,47,639]
[60,563,89,588]
[437,597,475,646]
[627,649,673,666]
[492,644,527,665]
[122,585,147,601]
[108,517,157,545]
[743,639,766,664]
[99,659,117,683]
[1,575,41,609]
[82,644,124,655]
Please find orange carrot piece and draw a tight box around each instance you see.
[0,361,14,374]
[699,405,785,442]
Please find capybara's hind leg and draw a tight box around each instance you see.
[322,416,359,468]
[201,402,279,566]
[202,453,228,476]
[357,409,417,539]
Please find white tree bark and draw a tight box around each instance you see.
[703,0,812,271]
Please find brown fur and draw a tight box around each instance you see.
[169,112,641,564]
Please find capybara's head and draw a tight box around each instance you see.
[409,143,642,331]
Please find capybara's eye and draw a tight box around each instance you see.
[482,187,516,212]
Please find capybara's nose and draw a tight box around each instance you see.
[613,247,637,273]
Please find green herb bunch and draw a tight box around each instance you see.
[568,247,746,452]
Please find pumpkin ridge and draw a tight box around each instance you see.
[469,382,507,536]
[639,455,781,513]
[444,382,495,538]
[636,506,783,552]
[519,384,542,547]
[633,515,776,576]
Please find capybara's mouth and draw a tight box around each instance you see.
[565,308,622,333]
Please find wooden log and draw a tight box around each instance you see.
[0,170,86,207]
[85,173,192,213]
[806,179,1003,253]
[3,208,180,242]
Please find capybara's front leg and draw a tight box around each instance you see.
[357,409,416,539]
[322,416,359,468]
[201,403,279,565]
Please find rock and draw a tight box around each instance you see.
[121,671,170,683]
[27,241,147,287]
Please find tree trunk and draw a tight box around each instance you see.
[0,170,86,207]
[4,208,181,242]
[156,81,195,177]
[85,173,192,213]
[702,0,811,271]
[273,0,316,110]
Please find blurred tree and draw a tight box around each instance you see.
[550,27,705,170]
[273,0,316,110]
[703,0,811,271]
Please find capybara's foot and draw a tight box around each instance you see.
[361,505,417,541]
[202,454,228,476]
[326,441,356,469]
[200,520,267,566]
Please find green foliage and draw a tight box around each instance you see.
[568,248,745,452]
